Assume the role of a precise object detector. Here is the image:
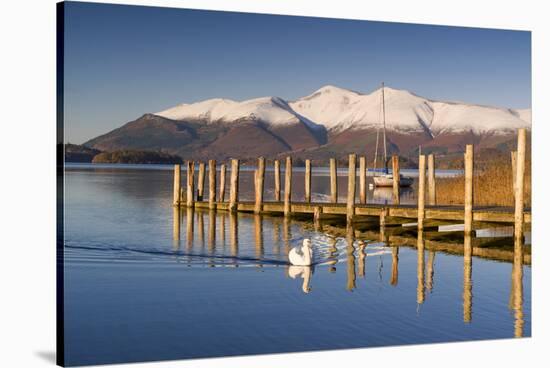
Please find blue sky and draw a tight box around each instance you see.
[63,2,531,144]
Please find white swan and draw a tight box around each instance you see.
[289,239,313,266]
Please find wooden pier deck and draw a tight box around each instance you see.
[193,201,531,224]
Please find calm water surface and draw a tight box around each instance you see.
[63,164,531,366]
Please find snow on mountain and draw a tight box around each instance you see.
[155,85,531,136]
[156,96,307,126]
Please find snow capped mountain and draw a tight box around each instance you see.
[157,96,318,127]
[154,85,531,136]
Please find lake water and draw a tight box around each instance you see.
[62,164,531,366]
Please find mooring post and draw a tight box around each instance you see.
[173,164,181,206]
[255,157,265,214]
[514,129,526,241]
[464,145,474,235]
[428,153,436,206]
[359,156,366,204]
[330,158,338,203]
[418,155,426,231]
[305,159,311,203]
[274,159,281,202]
[208,160,216,209]
[284,157,293,216]
[186,161,195,208]
[197,162,206,201]
[229,159,239,213]
[347,154,357,224]
[392,155,400,205]
[511,150,517,200]
[219,163,226,202]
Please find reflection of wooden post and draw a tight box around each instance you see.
[229,159,239,213]
[392,155,400,205]
[463,234,473,323]
[172,207,180,250]
[358,241,366,277]
[197,211,205,248]
[173,164,181,206]
[426,251,435,291]
[208,160,216,209]
[330,158,338,203]
[197,162,205,201]
[359,156,366,204]
[511,236,524,337]
[464,145,474,235]
[220,213,226,246]
[186,161,195,208]
[284,157,292,216]
[313,206,322,231]
[208,210,216,255]
[305,159,311,203]
[186,207,194,249]
[229,213,238,265]
[254,214,264,261]
[511,151,517,200]
[514,129,526,241]
[254,157,265,214]
[346,154,356,224]
[428,153,436,205]
[274,159,281,202]
[219,163,226,202]
[390,246,399,286]
[346,225,356,291]
[418,155,426,231]
[417,231,425,305]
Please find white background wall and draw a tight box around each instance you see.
[0,0,548,367]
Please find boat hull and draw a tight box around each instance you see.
[373,175,413,187]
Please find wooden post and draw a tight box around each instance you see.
[330,158,338,203]
[186,161,195,208]
[313,206,322,231]
[428,153,436,206]
[511,151,517,200]
[464,145,474,235]
[208,160,216,209]
[173,164,181,206]
[305,159,311,203]
[274,159,281,202]
[255,157,265,214]
[417,155,426,231]
[359,156,366,204]
[284,157,292,216]
[514,129,526,240]
[219,163,226,202]
[346,154,356,224]
[229,159,239,213]
[392,155,400,205]
[197,162,206,201]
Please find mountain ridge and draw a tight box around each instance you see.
[84,84,531,163]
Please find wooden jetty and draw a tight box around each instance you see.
[173,129,530,235]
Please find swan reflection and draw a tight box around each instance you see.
[288,266,313,294]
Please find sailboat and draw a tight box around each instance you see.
[372,82,413,188]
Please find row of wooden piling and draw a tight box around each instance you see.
[173,128,528,240]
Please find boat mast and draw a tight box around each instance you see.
[381,82,388,171]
